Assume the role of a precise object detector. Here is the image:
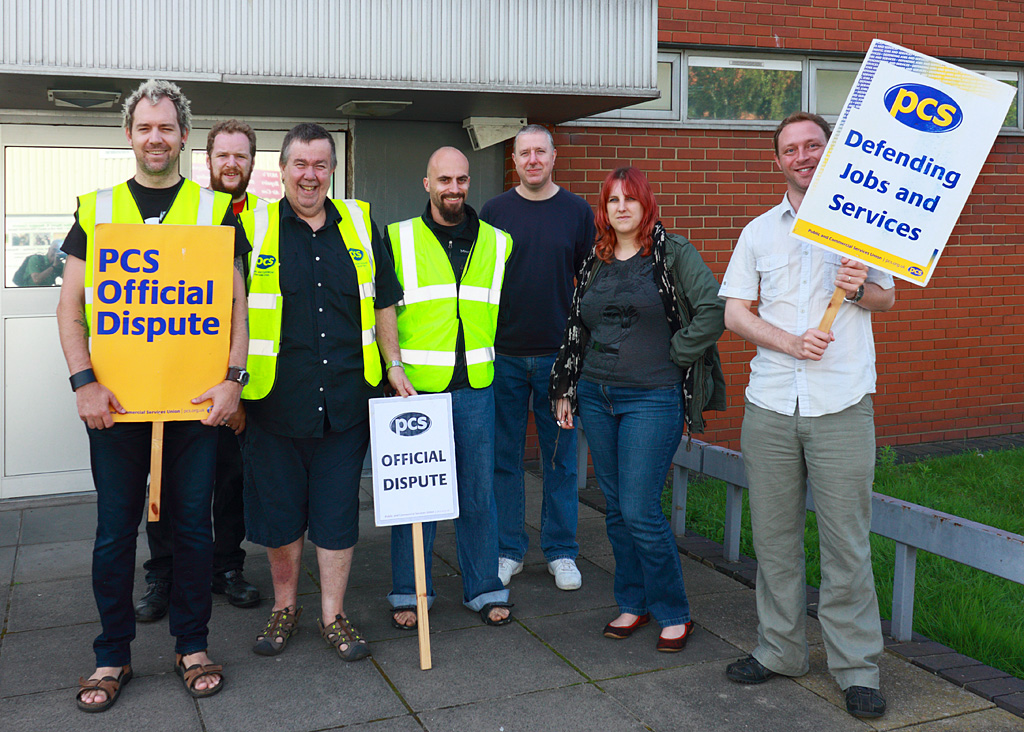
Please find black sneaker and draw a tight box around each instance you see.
[212,569,261,608]
[845,686,886,718]
[134,580,170,622]
[725,655,779,684]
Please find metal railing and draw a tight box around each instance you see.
[664,439,1024,642]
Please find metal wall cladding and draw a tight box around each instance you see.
[0,0,657,94]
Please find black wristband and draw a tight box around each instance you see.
[69,368,97,392]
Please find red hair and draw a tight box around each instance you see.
[594,167,659,263]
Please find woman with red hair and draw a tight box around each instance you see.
[550,166,725,651]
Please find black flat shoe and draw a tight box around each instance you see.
[725,655,779,684]
[134,581,170,622]
[845,686,886,718]
[212,569,260,608]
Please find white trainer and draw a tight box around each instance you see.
[497,557,524,587]
[547,558,582,591]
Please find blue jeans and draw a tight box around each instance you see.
[390,386,509,612]
[88,421,218,666]
[577,380,690,627]
[493,353,579,563]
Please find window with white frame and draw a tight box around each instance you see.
[572,50,1024,133]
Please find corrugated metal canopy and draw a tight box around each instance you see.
[0,0,659,124]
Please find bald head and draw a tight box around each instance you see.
[424,146,471,226]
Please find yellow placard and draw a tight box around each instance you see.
[90,223,234,422]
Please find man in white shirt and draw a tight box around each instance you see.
[719,112,895,719]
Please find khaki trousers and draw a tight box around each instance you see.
[741,396,883,690]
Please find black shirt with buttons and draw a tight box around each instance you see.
[245,197,403,438]
[383,202,481,393]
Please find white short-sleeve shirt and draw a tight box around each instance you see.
[719,196,895,418]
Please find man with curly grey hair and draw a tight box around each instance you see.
[58,79,251,710]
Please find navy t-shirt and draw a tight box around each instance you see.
[480,187,595,356]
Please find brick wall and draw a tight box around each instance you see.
[516,2,1024,455]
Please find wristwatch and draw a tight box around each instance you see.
[226,366,250,386]
[846,284,865,303]
[386,360,404,372]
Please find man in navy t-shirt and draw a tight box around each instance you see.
[480,124,596,591]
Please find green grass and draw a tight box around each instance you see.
[664,446,1024,679]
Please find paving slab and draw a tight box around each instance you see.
[688,585,824,654]
[13,537,95,583]
[371,623,582,711]
[340,716,426,732]
[524,606,740,681]
[793,645,994,731]
[346,536,458,592]
[20,502,97,545]
[573,516,614,558]
[420,682,649,732]
[505,556,615,619]
[0,617,187,697]
[0,545,15,586]
[0,510,21,547]
[898,707,1024,730]
[0,673,202,732]
[600,661,867,731]
[197,647,407,732]
[8,574,98,632]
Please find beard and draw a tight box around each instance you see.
[138,147,179,176]
[431,192,466,224]
[212,167,253,197]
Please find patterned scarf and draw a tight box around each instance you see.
[549,221,697,430]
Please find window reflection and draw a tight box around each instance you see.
[5,147,135,288]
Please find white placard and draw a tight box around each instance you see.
[369,393,459,527]
[793,39,1014,286]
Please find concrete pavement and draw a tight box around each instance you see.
[1,471,1021,732]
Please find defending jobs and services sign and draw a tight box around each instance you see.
[369,393,459,527]
[793,39,1014,286]
[89,223,234,421]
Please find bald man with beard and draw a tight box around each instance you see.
[383,147,515,628]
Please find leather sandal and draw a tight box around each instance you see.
[479,602,514,626]
[76,665,132,713]
[174,653,224,698]
[318,614,371,662]
[391,606,417,631]
[253,605,302,656]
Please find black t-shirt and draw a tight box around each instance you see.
[61,178,250,261]
[383,203,483,393]
[480,187,595,356]
[580,252,682,388]
[245,198,403,439]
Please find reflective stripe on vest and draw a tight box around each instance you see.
[388,217,511,392]
[240,198,381,400]
[79,181,229,333]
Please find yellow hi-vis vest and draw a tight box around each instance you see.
[240,198,381,400]
[387,217,512,392]
[76,179,232,333]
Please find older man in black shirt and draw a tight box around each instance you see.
[239,124,412,662]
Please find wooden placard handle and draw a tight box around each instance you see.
[818,288,848,333]
[148,422,164,522]
[412,521,432,670]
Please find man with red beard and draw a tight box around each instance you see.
[136,119,263,620]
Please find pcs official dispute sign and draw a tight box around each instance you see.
[369,393,459,527]
[793,39,1014,286]
[89,223,234,421]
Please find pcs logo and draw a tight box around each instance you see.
[908,266,924,277]
[348,248,364,261]
[884,83,963,133]
[390,412,431,436]
[256,254,277,270]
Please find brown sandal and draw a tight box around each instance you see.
[253,605,302,656]
[318,614,371,662]
[76,665,132,713]
[174,653,224,698]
